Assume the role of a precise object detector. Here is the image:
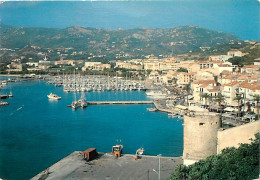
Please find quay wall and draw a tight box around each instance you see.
[183,113,220,165]
[217,120,260,154]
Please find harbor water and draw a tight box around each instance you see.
[0,79,183,180]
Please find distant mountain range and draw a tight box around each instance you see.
[0,23,242,56]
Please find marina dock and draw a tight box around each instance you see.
[87,101,154,105]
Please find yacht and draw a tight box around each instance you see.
[47,93,61,100]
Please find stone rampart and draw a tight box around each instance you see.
[217,120,259,153]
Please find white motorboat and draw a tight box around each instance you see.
[47,93,61,100]
[0,101,9,106]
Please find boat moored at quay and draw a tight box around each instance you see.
[46,74,146,93]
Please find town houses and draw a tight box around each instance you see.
[4,48,260,113]
[112,50,260,113]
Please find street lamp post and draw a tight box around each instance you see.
[153,154,162,180]
[158,154,161,180]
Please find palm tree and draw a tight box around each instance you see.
[183,83,191,106]
[215,93,225,127]
[216,93,225,107]
[234,94,243,116]
[254,95,260,120]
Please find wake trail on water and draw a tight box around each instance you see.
[10,105,24,116]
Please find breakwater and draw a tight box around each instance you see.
[87,100,154,105]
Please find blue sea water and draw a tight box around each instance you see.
[0,79,183,180]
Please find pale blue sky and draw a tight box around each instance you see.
[0,0,259,40]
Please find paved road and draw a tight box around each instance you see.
[32,152,182,180]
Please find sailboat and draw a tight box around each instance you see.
[78,89,87,108]
[70,69,81,110]
[70,69,87,109]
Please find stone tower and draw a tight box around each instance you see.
[183,110,221,166]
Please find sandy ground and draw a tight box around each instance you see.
[31,151,182,180]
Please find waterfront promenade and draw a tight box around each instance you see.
[31,151,182,180]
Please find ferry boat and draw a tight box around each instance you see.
[136,148,144,155]
[47,93,61,100]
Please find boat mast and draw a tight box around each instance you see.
[116,71,118,89]
[74,68,76,102]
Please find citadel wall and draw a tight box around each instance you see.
[217,120,259,154]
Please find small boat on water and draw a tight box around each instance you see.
[0,95,8,99]
[0,101,9,106]
[9,92,13,97]
[77,97,88,108]
[71,100,81,109]
[47,93,61,100]
[1,81,7,85]
[136,148,144,155]
[147,108,157,112]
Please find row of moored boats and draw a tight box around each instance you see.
[47,75,146,92]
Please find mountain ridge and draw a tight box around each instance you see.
[0,23,242,56]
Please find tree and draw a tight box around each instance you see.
[172,77,177,85]
[215,93,225,127]
[183,83,191,106]
[234,94,243,116]
[177,67,188,73]
[215,93,225,107]
[253,95,260,120]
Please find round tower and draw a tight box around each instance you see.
[183,110,220,166]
